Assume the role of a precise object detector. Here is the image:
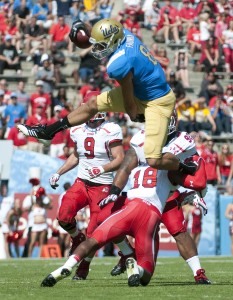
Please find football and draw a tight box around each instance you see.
[74,28,92,49]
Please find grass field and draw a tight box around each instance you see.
[0,256,233,300]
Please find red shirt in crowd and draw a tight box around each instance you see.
[26,114,48,143]
[48,117,66,145]
[30,92,51,117]
[7,127,27,146]
[49,23,70,42]
[179,6,197,21]
[219,154,233,177]
[158,4,179,28]
[186,27,201,44]
[201,148,219,181]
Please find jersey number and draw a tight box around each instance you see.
[133,167,157,188]
[84,137,95,159]
[139,45,157,65]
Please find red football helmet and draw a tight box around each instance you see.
[168,109,178,135]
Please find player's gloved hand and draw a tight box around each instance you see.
[99,194,118,208]
[49,173,60,190]
[177,190,196,207]
[178,161,197,175]
[192,194,208,216]
[69,19,88,43]
[86,166,104,179]
[132,114,145,123]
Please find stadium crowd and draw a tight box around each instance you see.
[0,0,233,258]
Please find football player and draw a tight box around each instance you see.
[40,111,209,287]
[48,108,125,280]
[18,19,197,177]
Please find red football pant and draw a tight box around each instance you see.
[92,198,161,274]
[58,178,111,236]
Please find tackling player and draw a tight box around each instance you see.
[18,19,197,176]
[49,110,125,280]
[40,111,209,288]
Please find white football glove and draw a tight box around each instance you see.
[86,166,104,179]
[99,194,118,208]
[49,173,60,189]
[192,194,208,216]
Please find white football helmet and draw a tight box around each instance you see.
[168,109,178,135]
[89,18,125,60]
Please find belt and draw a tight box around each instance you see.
[79,178,104,187]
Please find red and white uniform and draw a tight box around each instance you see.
[201,148,219,181]
[29,93,51,117]
[58,121,123,237]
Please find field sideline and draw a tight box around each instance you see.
[0,256,232,300]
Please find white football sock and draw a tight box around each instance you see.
[116,239,134,256]
[186,255,201,275]
[62,254,80,270]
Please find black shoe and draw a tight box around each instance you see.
[41,268,72,287]
[17,124,53,146]
[111,251,135,276]
[126,258,140,287]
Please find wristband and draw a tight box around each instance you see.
[109,185,122,196]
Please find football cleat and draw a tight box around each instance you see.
[72,259,90,280]
[126,258,140,287]
[17,124,53,146]
[41,268,72,287]
[110,251,135,276]
[194,269,211,284]
[69,232,86,256]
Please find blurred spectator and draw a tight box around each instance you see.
[0,184,14,258]
[186,19,201,57]
[0,90,6,137]
[2,16,21,52]
[151,45,171,80]
[78,77,100,101]
[15,81,30,112]
[143,1,160,41]
[0,79,11,103]
[157,0,181,45]
[123,10,142,40]
[199,13,211,46]
[123,0,144,18]
[196,0,219,19]
[216,0,228,14]
[184,204,202,247]
[214,12,228,46]
[2,198,22,258]
[201,139,221,186]
[31,0,53,29]
[28,80,52,120]
[194,98,216,134]
[48,105,66,158]
[26,103,48,153]
[193,132,206,156]
[35,54,56,94]
[179,0,197,34]
[225,202,233,255]
[49,15,71,51]
[199,71,224,104]
[24,16,47,55]
[177,98,195,132]
[4,92,27,138]
[28,187,51,257]
[56,0,73,21]
[224,84,233,103]
[227,96,233,132]
[174,49,190,88]
[52,87,68,109]
[50,43,66,84]
[0,34,22,74]
[168,71,186,102]
[222,20,233,74]
[98,0,115,19]
[69,0,81,23]
[13,0,31,31]
[58,145,71,160]
[218,144,233,189]
[7,118,28,149]
[210,93,232,136]
[199,36,222,73]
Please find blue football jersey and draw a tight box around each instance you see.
[107,29,171,101]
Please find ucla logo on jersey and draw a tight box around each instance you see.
[101,25,119,38]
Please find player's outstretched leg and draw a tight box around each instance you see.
[126,258,140,287]
[69,232,86,256]
[194,269,211,284]
[41,267,72,287]
[17,124,54,146]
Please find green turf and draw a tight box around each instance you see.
[0,256,232,300]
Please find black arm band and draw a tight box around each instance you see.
[109,185,122,196]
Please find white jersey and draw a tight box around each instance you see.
[70,121,123,184]
[129,130,197,213]
[0,195,14,226]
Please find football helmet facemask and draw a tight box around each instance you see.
[89,112,106,122]
[168,109,178,135]
[89,19,125,60]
